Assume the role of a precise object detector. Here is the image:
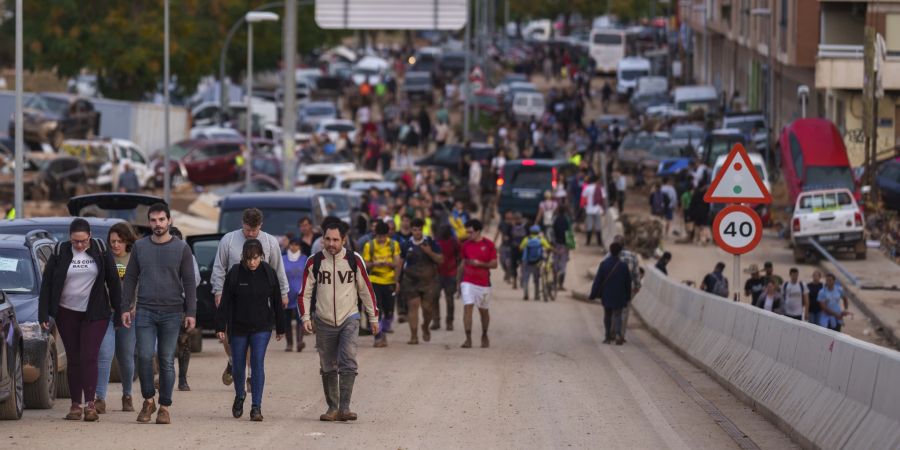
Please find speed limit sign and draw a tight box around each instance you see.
[712,205,763,255]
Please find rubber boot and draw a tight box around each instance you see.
[319,373,340,421]
[338,373,357,421]
[558,274,566,293]
[585,232,592,246]
[177,350,191,391]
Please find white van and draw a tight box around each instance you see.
[511,92,545,123]
[522,19,552,42]
[672,85,719,114]
[589,28,627,74]
[60,138,152,189]
[616,57,651,96]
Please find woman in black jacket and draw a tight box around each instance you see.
[38,218,122,422]
[215,239,285,422]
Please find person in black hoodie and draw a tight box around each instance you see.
[215,239,285,422]
[39,218,121,422]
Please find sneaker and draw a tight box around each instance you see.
[250,406,263,422]
[122,395,134,412]
[137,398,156,423]
[84,406,99,422]
[222,363,233,386]
[156,406,170,424]
[232,395,245,418]
[65,405,83,421]
[94,398,106,414]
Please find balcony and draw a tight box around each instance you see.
[816,44,900,90]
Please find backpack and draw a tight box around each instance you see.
[711,272,729,298]
[650,191,667,216]
[522,237,544,265]
[307,250,370,334]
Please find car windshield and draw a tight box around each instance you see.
[0,248,36,295]
[319,193,351,216]
[621,134,657,151]
[510,169,551,187]
[708,137,742,160]
[725,118,765,133]
[804,166,856,191]
[620,69,648,81]
[325,123,355,133]
[593,33,622,45]
[220,208,311,237]
[305,106,335,116]
[798,191,854,211]
[25,95,69,115]
[169,143,190,159]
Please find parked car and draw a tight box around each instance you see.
[401,71,435,104]
[779,119,859,205]
[60,138,152,189]
[875,159,900,210]
[0,231,69,409]
[722,112,769,154]
[293,188,362,227]
[0,290,25,419]
[315,118,357,143]
[643,141,693,172]
[616,57,651,97]
[416,142,493,176]
[298,101,338,127]
[295,153,355,186]
[9,93,100,149]
[498,159,575,219]
[151,139,246,187]
[616,132,666,172]
[323,170,384,190]
[790,188,866,262]
[0,153,89,202]
[672,85,718,115]
[699,129,748,167]
[437,51,468,79]
[471,89,502,115]
[189,126,242,140]
[668,124,705,155]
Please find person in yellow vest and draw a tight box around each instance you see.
[362,222,401,348]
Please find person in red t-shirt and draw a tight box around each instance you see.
[433,225,461,331]
[459,219,498,349]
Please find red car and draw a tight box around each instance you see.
[152,138,275,187]
[778,118,859,204]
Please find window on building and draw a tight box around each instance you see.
[886,14,900,56]
[740,0,748,38]
[779,0,788,52]
[721,3,732,28]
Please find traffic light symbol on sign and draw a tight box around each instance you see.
[704,143,772,204]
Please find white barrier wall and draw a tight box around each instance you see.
[633,266,900,450]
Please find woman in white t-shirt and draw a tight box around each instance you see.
[38,218,121,422]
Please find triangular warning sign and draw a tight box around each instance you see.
[704,143,772,204]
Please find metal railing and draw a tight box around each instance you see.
[817,44,864,59]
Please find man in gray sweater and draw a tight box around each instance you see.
[122,203,197,425]
[211,208,289,385]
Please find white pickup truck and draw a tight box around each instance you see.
[790,188,866,263]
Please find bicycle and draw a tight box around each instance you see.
[540,251,557,302]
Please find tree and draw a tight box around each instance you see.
[0,0,348,100]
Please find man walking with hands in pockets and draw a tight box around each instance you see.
[300,219,379,422]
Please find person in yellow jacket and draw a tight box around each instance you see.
[362,221,401,348]
[518,225,552,301]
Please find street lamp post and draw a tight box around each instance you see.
[163,0,171,204]
[243,11,280,186]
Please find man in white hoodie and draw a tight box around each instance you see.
[301,219,378,422]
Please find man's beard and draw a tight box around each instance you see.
[153,226,167,236]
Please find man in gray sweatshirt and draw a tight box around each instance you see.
[211,208,289,385]
[122,203,197,425]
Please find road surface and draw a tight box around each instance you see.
[8,240,795,449]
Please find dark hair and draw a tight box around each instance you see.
[789,267,799,274]
[323,218,350,238]
[715,262,726,271]
[609,242,623,257]
[465,219,483,232]
[288,237,301,247]
[298,216,311,226]
[69,218,91,235]
[148,203,170,220]
[242,208,263,228]
[825,272,836,280]
[108,222,137,252]
[241,238,264,265]
[169,226,183,240]
[411,218,425,228]
[375,221,389,236]
[661,251,672,261]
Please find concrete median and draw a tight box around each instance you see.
[632,266,900,450]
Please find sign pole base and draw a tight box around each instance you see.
[733,254,741,302]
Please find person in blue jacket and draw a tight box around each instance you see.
[588,242,632,345]
[282,238,307,352]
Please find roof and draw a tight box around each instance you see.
[220,192,317,210]
[784,119,850,167]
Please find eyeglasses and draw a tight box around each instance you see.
[71,238,90,246]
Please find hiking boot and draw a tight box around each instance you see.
[250,406,263,422]
[338,373,357,421]
[422,324,431,342]
[156,406,170,424]
[65,405,83,421]
[137,398,156,423]
[94,398,106,414]
[232,395,245,418]
[319,372,340,422]
[222,362,233,386]
[177,348,191,391]
[122,395,134,412]
[84,405,99,422]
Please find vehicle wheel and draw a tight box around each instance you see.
[50,129,64,149]
[793,246,806,264]
[24,345,56,409]
[55,368,69,399]
[855,241,867,260]
[189,330,203,353]
[0,346,24,419]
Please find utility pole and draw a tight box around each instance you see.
[13,0,23,218]
[463,0,471,140]
[282,0,297,191]
[163,0,171,204]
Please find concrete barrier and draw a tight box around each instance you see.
[632,266,900,450]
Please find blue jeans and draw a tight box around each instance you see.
[96,319,137,399]
[135,308,183,407]
[230,331,271,408]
